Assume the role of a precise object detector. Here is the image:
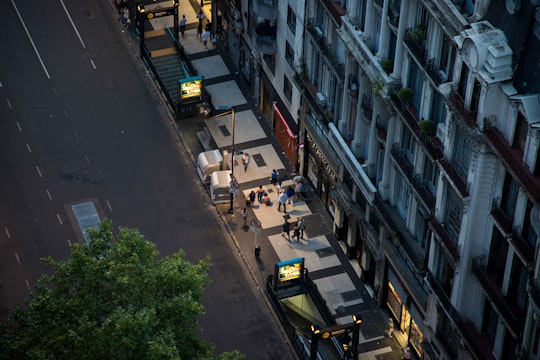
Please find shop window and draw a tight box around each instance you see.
[287,6,296,35]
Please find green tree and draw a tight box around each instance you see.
[0,220,244,360]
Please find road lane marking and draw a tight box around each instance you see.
[4,227,10,238]
[0,81,2,87]
[6,99,12,109]
[15,252,21,265]
[10,0,51,79]
[67,239,72,247]
[25,279,31,291]
[36,166,42,177]
[26,143,32,153]
[57,213,63,225]
[106,200,113,212]
[59,0,87,49]
[46,189,52,200]
[16,121,22,132]
[90,58,96,69]
[84,155,90,165]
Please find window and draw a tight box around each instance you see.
[407,62,423,110]
[414,210,427,247]
[438,36,454,82]
[452,126,471,180]
[283,75,292,102]
[287,6,296,34]
[513,112,528,152]
[445,189,462,239]
[403,127,415,163]
[457,63,469,99]
[285,41,294,69]
[481,301,498,341]
[430,94,447,128]
[396,174,410,220]
[508,258,528,309]
[436,250,454,297]
[501,172,519,217]
[423,157,438,194]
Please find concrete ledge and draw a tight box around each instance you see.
[196,127,214,151]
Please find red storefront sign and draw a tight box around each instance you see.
[273,103,297,166]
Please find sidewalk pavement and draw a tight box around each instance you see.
[139,2,407,359]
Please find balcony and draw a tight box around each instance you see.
[484,126,540,202]
[306,21,344,79]
[490,201,513,236]
[389,94,444,161]
[508,231,534,265]
[426,58,445,86]
[293,73,332,126]
[375,199,427,275]
[438,158,469,197]
[404,26,428,67]
[413,174,436,212]
[426,271,495,360]
[427,218,460,261]
[253,0,278,21]
[449,87,477,126]
[471,256,525,337]
[319,0,345,26]
[253,21,277,55]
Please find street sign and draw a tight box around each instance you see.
[251,219,261,227]
[230,180,239,189]
[229,188,240,194]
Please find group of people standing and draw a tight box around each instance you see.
[178,9,217,50]
[281,217,306,242]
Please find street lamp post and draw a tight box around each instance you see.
[216,106,236,214]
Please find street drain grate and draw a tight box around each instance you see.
[252,153,266,167]
[218,125,230,137]
[315,247,334,258]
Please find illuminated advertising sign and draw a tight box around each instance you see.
[179,76,203,100]
[276,257,304,283]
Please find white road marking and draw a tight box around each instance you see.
[10,0,51,79]
[25,279,31,291]
[5,227,11,238]
[16,121,22,132]
[106,200,113,212]
[46,189,52,200]
[67,239,72,247]
[59,0,87,49]
[57,213,63,225]
[36,166,42,177]
[84,154,90,165]
[26,143,32,153]
[6,99,12,109]
[90,59,96,69]
[14,252,21,265]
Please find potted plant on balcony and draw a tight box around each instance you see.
[397,87,413,103]
[419,119,435,136]
[381,59,394,75]
[409,23,427,42]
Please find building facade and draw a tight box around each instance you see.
[214,0,540,359]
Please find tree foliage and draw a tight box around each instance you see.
[0,220,244,360]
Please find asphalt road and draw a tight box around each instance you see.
[0,1,294,358]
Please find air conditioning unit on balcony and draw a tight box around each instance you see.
[316,92,326,106]
[314,26,323,37]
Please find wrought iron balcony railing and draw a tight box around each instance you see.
[438,158,469,197]
[449,87,477,126]
[427,218,460,261]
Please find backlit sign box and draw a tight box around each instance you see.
[276,257,304,284]
[179,76,203,100]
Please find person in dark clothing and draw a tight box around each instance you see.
[281,219,291,240]
[292,226,300,242]
[271,169,278,186]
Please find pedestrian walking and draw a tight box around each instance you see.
[278,191,288,213]
[282,219,291,240]
[286,186,295,205]
[196,9,205,23]
[297,218,306,239]
[256,185,265,203]
[202,28,211,48]
[211,33,217,48]
[270,169,278,186]
[241,152,249,172]
[292,226,300,242]
[242,208,248,228]
[249,190,256,206]
[122,7,130,26]
[179,15,187,38]
[197,21,203,40]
